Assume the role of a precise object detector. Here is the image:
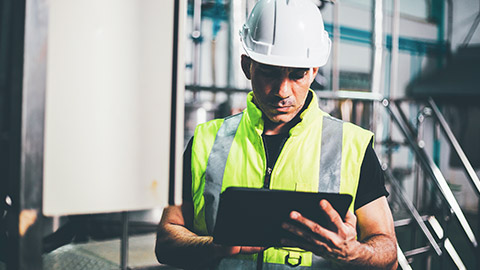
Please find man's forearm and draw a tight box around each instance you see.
[155,223,229,269]
[344,234,397,270]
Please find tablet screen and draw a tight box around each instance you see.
[212,187,352,247]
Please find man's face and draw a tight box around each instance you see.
[241,55,318,124]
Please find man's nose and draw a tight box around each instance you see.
[275,77,292,99]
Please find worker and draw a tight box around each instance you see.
[155,0,398,269]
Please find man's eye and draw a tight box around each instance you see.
[290,71,307,80]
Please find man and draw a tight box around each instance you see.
[156,0,397,269]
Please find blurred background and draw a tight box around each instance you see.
[1,0,480,269]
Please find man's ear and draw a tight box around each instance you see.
[241,54,252,80]
[310,67,319,84]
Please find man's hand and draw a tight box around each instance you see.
[155,204,265,269]
[281,199,361,262]
[280,198,398,269]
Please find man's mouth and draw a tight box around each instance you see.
[273,105,292,112]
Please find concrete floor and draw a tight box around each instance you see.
[0,233,178,270]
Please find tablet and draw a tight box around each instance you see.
[212,187,353,247]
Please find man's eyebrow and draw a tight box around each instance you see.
[257,64,281,71]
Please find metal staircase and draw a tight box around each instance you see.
[315,91,480,269]
[383,98,480,269]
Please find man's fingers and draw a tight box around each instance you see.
[320,200,344,229]
[344,210,357,227]
[287,211,337,241]
[280,201,363,263]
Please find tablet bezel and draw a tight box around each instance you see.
[212,187,353,247]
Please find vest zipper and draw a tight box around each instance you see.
[259,134,289,270]
[262,135,271,189]
[262,135,289,189]
[264,167,272,189]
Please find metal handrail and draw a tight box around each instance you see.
[384,168,442,255]
[393,99,419,140]
[427,97,480,197]
[384,99,478,249]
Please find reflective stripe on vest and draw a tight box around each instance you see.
[204,113,243,234]
[319,116,343,192]
[204,114,344,269]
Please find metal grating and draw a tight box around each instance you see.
[43,245,118,270]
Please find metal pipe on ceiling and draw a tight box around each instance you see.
[389,0,400,98]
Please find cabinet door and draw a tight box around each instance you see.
[43,0,184,215]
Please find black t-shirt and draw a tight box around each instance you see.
[182,134,388,211]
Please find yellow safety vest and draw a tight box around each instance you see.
[191,90,373,269]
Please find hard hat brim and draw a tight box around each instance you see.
[241,37,331,68]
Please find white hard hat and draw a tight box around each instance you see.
[240,0,331,68]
